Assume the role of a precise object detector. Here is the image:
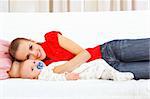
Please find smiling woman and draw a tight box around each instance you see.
[0,11,150,99]
[9,31,93,74]
[9,38,46,61]
[8,30,150,80]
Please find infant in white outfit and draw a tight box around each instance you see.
[19,59,134,81]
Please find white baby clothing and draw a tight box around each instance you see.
[38,59,114,81]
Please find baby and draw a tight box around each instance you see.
[9,59,134,81]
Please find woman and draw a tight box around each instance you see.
[9,31,150,80]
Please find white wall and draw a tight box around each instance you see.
[0,0,9,12]
[0,0,49,12]
[0,0,149,12]
[0,11,150,48]
[135,0,149,10]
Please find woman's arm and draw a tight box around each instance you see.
[53,34,91,73]
[8,61,20,78]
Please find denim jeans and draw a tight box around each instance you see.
[101,38,150,80]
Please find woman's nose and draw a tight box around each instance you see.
[29,51,38,59]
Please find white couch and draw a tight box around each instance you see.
[0,11,150,99]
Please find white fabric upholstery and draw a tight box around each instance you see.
[0,11,150,99]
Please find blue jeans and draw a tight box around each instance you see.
[101,38,150,80]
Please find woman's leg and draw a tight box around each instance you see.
[115,61,150,80]
[107,38,150,62]
[101,49,150,79]
[101,38,150,79]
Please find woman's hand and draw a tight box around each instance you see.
[65,72,80,80]
[53,50,91,73]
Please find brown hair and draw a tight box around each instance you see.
[9,38,31,61]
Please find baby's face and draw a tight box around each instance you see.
[20,59,44,79]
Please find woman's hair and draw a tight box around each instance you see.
[9,38,31,61]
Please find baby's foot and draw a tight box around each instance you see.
[113,72,134,81]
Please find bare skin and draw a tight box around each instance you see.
[14,34,91,74]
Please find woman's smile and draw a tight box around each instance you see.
[37,50,41,59]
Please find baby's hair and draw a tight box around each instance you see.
[9,38,32,61]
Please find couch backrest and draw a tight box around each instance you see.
[0,11,150,48]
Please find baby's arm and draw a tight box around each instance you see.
[38,67,79,81]
[65,72,79,80]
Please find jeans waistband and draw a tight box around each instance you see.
[100,41,120,68]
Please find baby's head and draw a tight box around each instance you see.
[19,59,46,79]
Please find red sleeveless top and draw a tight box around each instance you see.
[40,31,102,65]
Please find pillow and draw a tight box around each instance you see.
[0,39,12,80]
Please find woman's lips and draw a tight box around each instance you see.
[37,50,41,59]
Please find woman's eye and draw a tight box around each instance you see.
[33,61,36,64]
[27,55,29,59]
[29,45,33,50]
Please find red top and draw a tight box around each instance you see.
[40,31,102,65]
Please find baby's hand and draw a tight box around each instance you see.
[65,73,80,80]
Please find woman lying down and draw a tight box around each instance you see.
[8,59,134,81]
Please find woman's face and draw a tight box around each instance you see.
[15,40,46,61]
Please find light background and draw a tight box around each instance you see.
[0,0,150,12]
[0,11,150,48]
